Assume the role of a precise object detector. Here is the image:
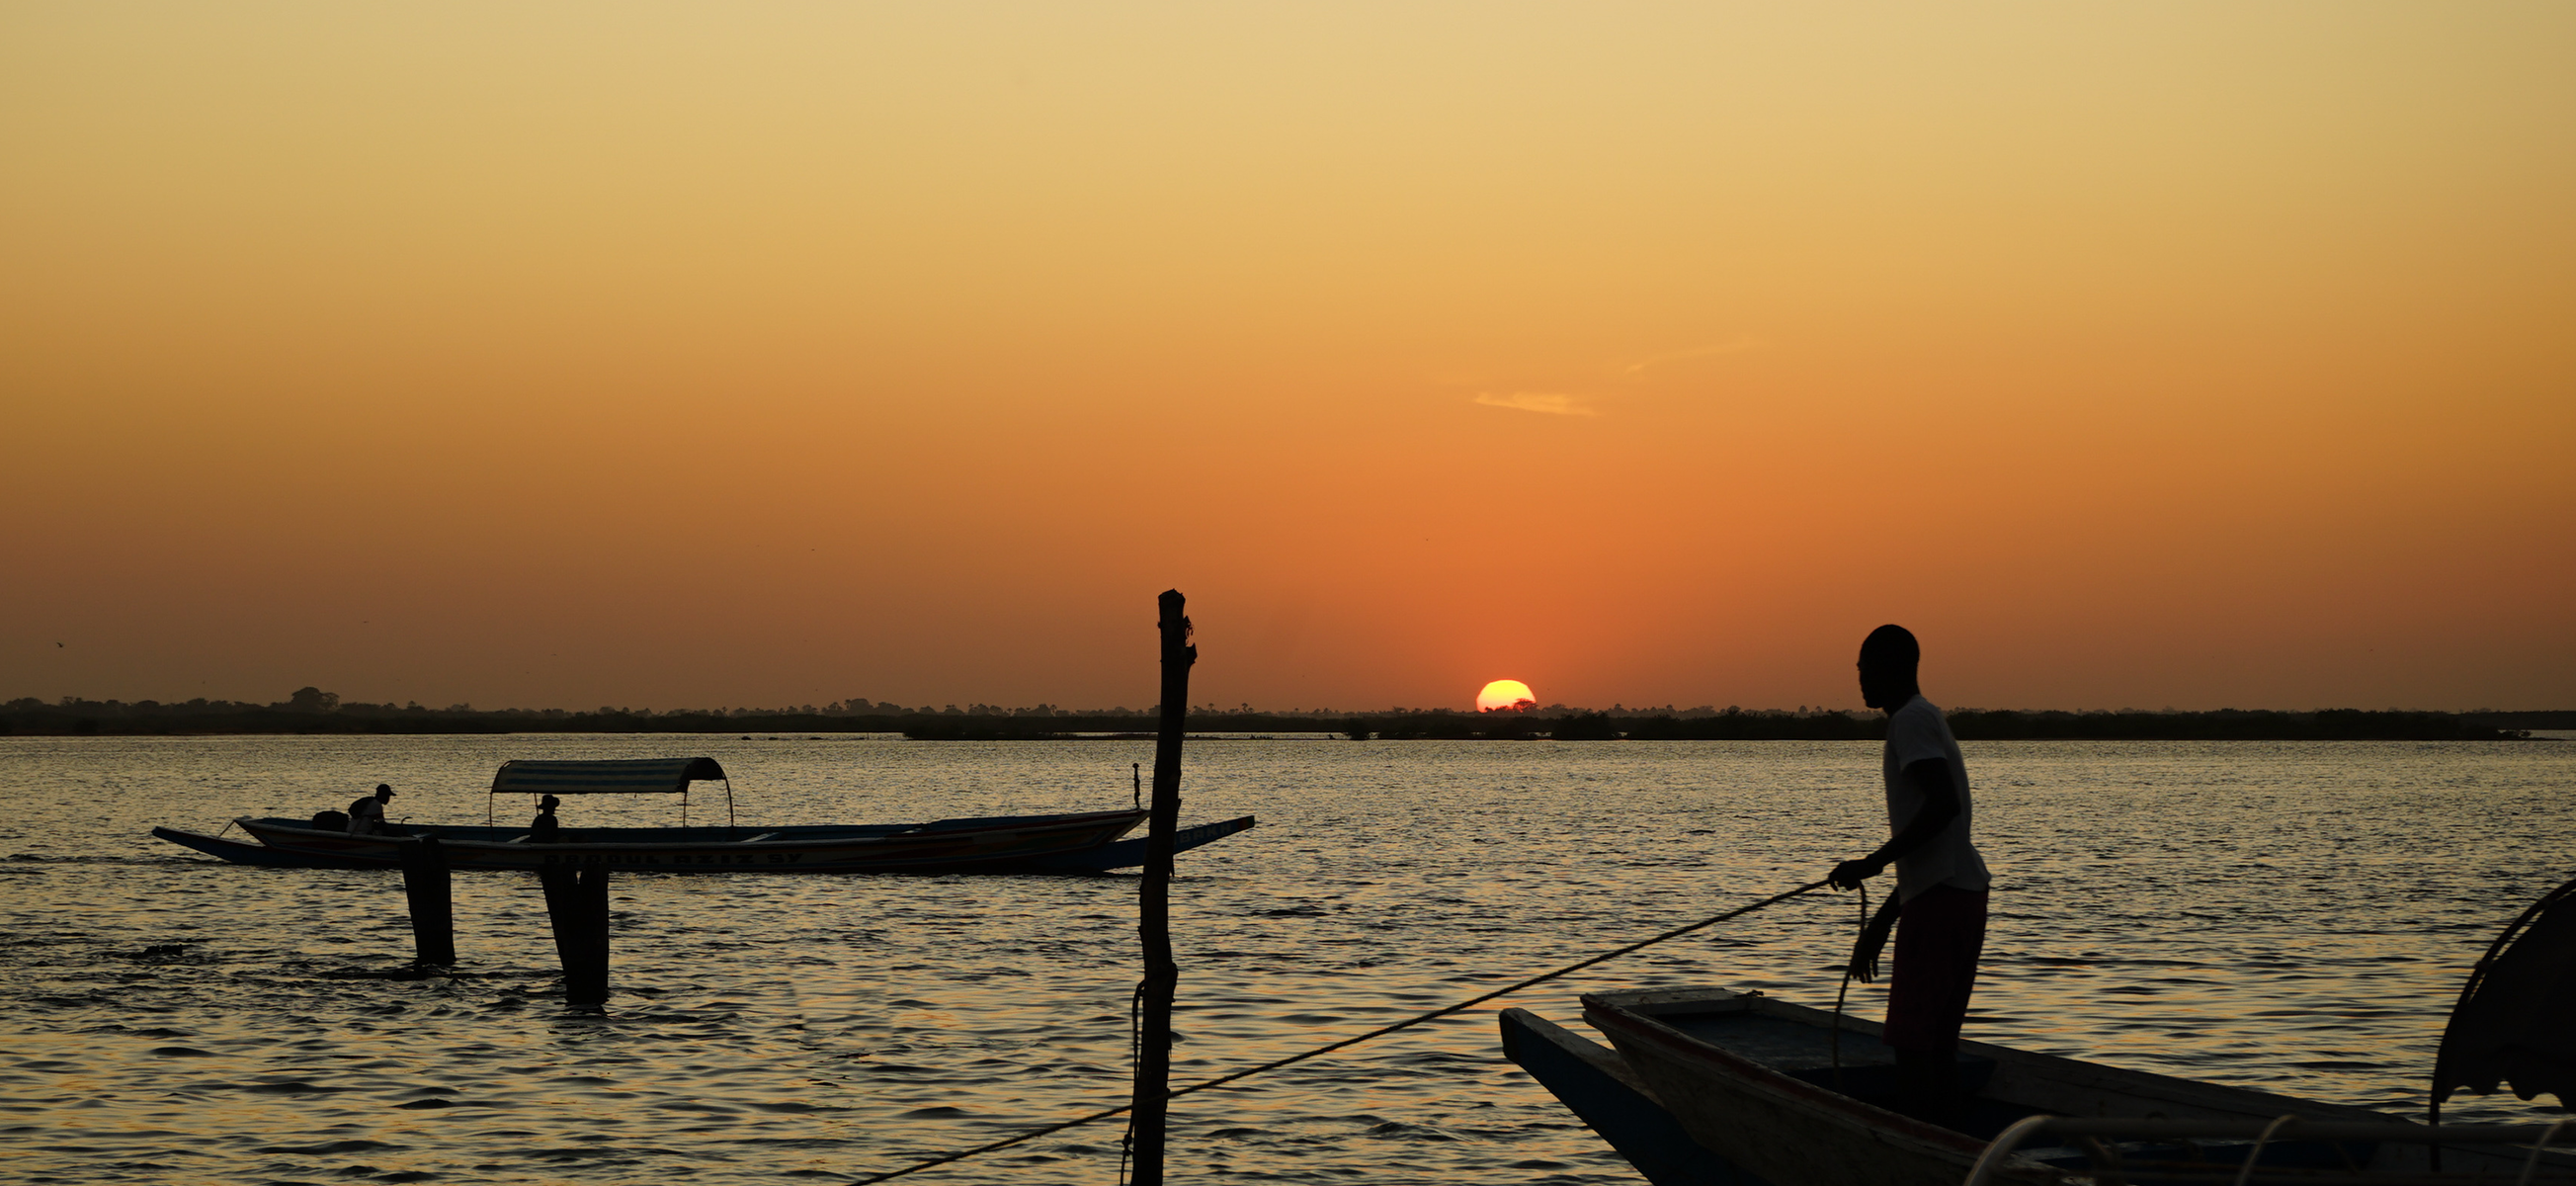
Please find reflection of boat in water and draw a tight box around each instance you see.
[1504,878,2576,1186]
[153,756,1255,875]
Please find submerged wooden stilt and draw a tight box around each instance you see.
[1131,589,1195,1185]
[540,868,611,1009]
[398,836,456,967]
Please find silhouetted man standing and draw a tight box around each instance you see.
[1829,624,1990,1124]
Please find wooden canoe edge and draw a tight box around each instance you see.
[1504,1007,1664,1103]
[1586,996,1994,1157]
[1737,989,2408,1127]
[1500,1007,1772,1186]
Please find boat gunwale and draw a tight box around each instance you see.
[1582,984,2451,1186]
[1591,985,2409,1128]
[161,811,1251,874]
[1583,988,2000,1165]
[236,808,1147,855]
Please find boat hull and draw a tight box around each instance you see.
[1584,990,1997,1186]
[228,809,1155,874]
[1500,1006,1767,1186]
[151,825,379,869]
[1019,814,1258,872]
[1548,986,2554,1186]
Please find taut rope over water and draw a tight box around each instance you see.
[851,879,1833,1184]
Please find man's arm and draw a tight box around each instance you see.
[1829,757,1959,890]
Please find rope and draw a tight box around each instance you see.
[1116,977,1145,1186]
[2518,1118,2573,1186]
[850,879,1832,1184]
[2234,1114,2301,1186]
[1831,881,1868,1089]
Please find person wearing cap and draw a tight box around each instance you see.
[530,795,562,841]
[347,784,396,836]
[1827,624,1992,1125]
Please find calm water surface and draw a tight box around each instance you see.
[1,735,2569,1185]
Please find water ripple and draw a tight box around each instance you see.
[0,735,2568,1182]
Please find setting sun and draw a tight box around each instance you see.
[1476,680,1537,714]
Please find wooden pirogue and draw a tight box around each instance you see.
[1502,876,2576,1186]
[1505,987,2575,1186]
[154,756,1256,874]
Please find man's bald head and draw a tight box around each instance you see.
[1858,624,1921,711]
[1861,624,1919,672]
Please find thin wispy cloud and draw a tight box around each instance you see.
[1620,337,1761,376]
[1473,390,1599,416]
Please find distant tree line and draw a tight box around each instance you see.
[1328,707,2536,741]
[0,689,2557,740]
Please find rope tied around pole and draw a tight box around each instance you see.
[850,878,1834,1184]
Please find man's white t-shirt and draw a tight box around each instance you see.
[348,798,385,836]
[1882,695,1990,902]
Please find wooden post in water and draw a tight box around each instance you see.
[1131,589,1195,1185]
[397,836,456,967]
[539,869,611,1009]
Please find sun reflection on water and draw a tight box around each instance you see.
[0,735,2569,1183]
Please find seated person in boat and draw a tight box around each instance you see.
[1828,624,1992,1124]
[530,795,562,841]
[347,784,396,836]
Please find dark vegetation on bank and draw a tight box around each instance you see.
[3,689,2560,741]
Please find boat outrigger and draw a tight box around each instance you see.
[154,756,1255,875]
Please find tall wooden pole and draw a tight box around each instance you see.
[1131,589,1195,1185]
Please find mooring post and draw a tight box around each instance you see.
[398,836,456,968]
[539,868,611,1009]
[1131,588,1195,1185]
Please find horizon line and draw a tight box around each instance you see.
[7,695,2568,720]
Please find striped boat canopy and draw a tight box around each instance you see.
[489,757,728,796]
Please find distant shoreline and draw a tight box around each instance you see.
[3,703,2562,741]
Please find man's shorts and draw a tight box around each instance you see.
[1882,885,1989,1055]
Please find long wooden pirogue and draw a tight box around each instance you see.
[154,756,1256,874]
[1505,987,2573,1186]
[1502,876,2576,1186]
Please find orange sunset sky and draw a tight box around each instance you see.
[5,3,2571,714]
